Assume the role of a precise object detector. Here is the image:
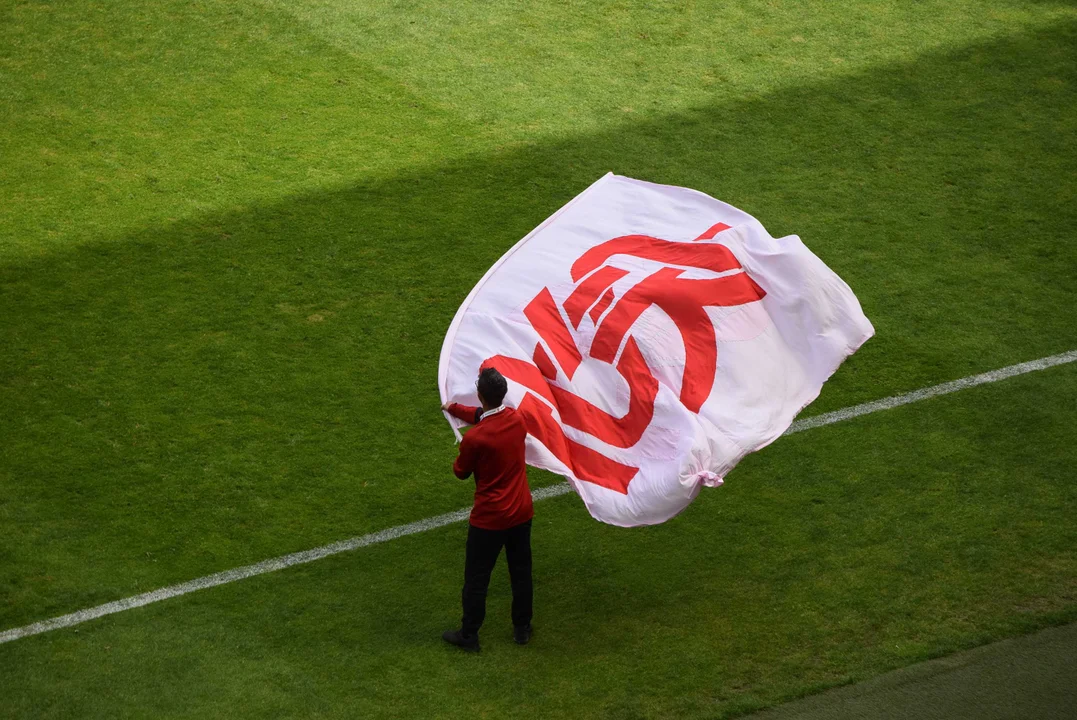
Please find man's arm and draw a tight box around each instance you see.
[445,403,483,425]
[453,434,478,480]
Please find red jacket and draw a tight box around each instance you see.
[447,403,534,530]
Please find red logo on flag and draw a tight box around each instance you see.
[482,224,766,494]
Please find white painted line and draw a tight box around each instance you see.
[2,349,1075,646]
[784,349,1077,435]
[0,483,573,646]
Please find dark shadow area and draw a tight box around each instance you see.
[2,366,1076,718]
[1,20,1075,628]
[747,622,1077,719]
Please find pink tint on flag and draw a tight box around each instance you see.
[439,174,874,526]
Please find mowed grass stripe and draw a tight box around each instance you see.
[3,348,1073,646]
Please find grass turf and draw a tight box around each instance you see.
[2,368,1075,718]
[2,0,1076,717]
[748,622,1077,719]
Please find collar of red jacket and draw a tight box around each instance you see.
[480,404,507,420]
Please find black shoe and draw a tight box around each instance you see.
[442,628,480,653]
[514,624,532,645]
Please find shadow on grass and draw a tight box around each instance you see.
[0,20,1075,628]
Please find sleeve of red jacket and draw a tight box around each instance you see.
[447,403,482,425]
[453,434,478,479]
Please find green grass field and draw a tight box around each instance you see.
[2,0,1076,717]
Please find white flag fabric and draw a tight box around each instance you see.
[439,173,874,527]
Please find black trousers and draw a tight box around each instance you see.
[461,519,532,635]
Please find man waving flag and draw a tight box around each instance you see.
[439,173,874,527]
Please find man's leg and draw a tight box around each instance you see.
[504,519,533,636]
[461,523,504,637]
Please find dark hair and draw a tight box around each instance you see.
[476,367,508,407]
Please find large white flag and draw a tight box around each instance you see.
[439,174,874,527]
